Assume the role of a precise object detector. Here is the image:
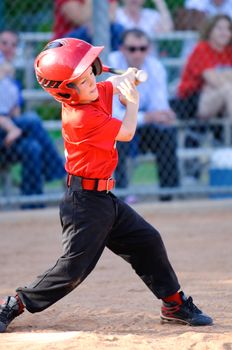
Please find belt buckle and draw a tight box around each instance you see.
[106,177,112,193]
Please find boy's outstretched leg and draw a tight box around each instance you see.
[0,295,24,332]
[108,198,213,327]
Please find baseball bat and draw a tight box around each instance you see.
[102,65,148,83]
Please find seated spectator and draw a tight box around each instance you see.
[0,30,19,63]
[172,15,232,121]
[109,29,179,201]
[0,66,66,200]
[0,62,22,146]
[115,0,174,38]
[0,30,24,107]
[0,33,66,204]
[175,0,232,58]
[53,0,124,51]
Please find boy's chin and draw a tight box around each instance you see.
[92,92,99,101]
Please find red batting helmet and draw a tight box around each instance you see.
[34,38,104,104]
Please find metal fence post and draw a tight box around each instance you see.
[92,0,110,78]
[0,0,4,30]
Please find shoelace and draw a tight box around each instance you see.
[184,296,201,313]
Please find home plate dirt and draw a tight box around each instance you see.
[0,199,231,350]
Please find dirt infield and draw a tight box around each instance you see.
[0,199,232,350]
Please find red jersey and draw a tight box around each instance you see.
[62,81,122,179]
[178,41,232,98]
[53,0,84,40]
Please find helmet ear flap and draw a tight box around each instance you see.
[92,57,103,76]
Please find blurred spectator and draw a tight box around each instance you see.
[0,31,66,203]
[115,0,174,38]
[109,29,179,201]
[0,30,19,63]
[170,14,232,181]
[0,30,25,107]
[0,62,22,147]
[175,0,232,58]
[175,0,232,31]
[185,0,232,19]
[172,15,232,121]
[53,0,125,51]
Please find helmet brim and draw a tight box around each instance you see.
[67,45,104,82]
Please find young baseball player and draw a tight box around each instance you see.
[0,38,212,332]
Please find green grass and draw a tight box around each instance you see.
[10,164,21,186]
[131,161,158,185]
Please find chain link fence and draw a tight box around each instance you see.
[1,0,232,209]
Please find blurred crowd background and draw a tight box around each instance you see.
[1,0,232,209]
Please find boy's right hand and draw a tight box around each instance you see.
[108,67,140,95]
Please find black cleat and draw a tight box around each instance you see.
[0,296,24,332]
[160,291,213,326]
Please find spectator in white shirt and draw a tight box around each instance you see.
[109,28,179,201]
[115,0,173,39]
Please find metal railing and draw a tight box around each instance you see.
[1,117,232,209]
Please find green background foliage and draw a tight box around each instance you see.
[145,0,184,11]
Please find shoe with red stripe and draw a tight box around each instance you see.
[160,291,213,326]
[0,296,24,332]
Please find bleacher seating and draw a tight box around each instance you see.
[1,31,232,204]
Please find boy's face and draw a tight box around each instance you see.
[72,66,98,104]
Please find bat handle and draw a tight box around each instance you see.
[102,66,148,83]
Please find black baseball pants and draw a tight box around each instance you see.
[16,185,180,313]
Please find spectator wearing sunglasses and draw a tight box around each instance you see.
[109,29,179,202]
[115,0,173,39]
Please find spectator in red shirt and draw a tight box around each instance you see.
[53,0,125,51]
[0,38,212,332]
[172,15,232,121]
